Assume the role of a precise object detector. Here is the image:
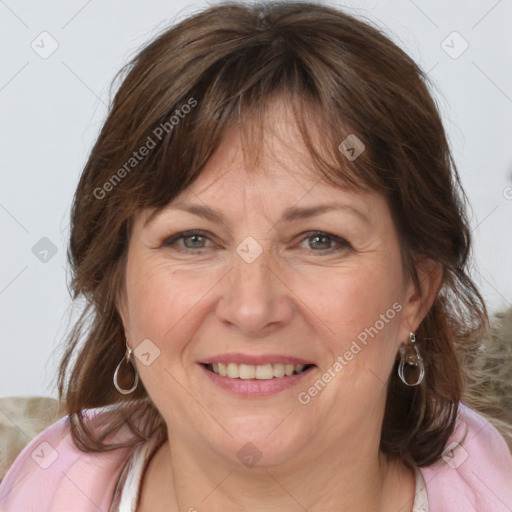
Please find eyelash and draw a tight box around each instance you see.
[161,230,352,255]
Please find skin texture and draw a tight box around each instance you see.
[117,101,441,511]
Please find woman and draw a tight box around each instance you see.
[1,2,511,511]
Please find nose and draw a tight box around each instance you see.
[215,245,294,337]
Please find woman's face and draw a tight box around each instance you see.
[118,104,430,468]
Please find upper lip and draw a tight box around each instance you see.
[200,353,315,366]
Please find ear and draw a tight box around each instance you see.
[398,257,443,343]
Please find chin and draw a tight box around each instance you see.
[207,414,314,468]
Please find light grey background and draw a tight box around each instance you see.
[1,0,511,399]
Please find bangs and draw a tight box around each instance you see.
[112,27,390,228]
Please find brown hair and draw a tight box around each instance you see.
[58,1,492,466]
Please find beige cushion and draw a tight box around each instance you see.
[0,396,62,482]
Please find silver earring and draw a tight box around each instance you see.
[398,332,425,386]
[113,344,139,395]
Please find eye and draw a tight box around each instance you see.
[162,229,352,255]
[297,231,352,254]
[161,230,214,251]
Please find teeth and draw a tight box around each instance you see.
[273,364,285,378]
[255,364,273,379]
[239,364,255,379]
[208,362,309,379]
[227,363,239,378]
[218,363,227,377]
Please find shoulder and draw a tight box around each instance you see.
[0,404,138,511]
[420,402,512,512]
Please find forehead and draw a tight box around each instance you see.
[139,141,378,234]
[137,97,382,228]
[190,124,325,195]
[191,97,356,193]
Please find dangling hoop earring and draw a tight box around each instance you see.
[113,344,139,395]
[398,332,425,387]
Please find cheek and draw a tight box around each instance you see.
[304,269,405,415]
[311,258,405,370]
[123,260,218,343]
[324,266,402,330]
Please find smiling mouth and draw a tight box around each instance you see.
[202,362,315,380]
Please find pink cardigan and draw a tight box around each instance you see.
[1,403,511,511]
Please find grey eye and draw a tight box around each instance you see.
[182,234,207,249]
[307,234,333,251]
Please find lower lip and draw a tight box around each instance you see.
[199,364,315,397]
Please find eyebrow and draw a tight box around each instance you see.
[144,201,370,228]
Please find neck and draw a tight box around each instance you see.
[142,430,416,512]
